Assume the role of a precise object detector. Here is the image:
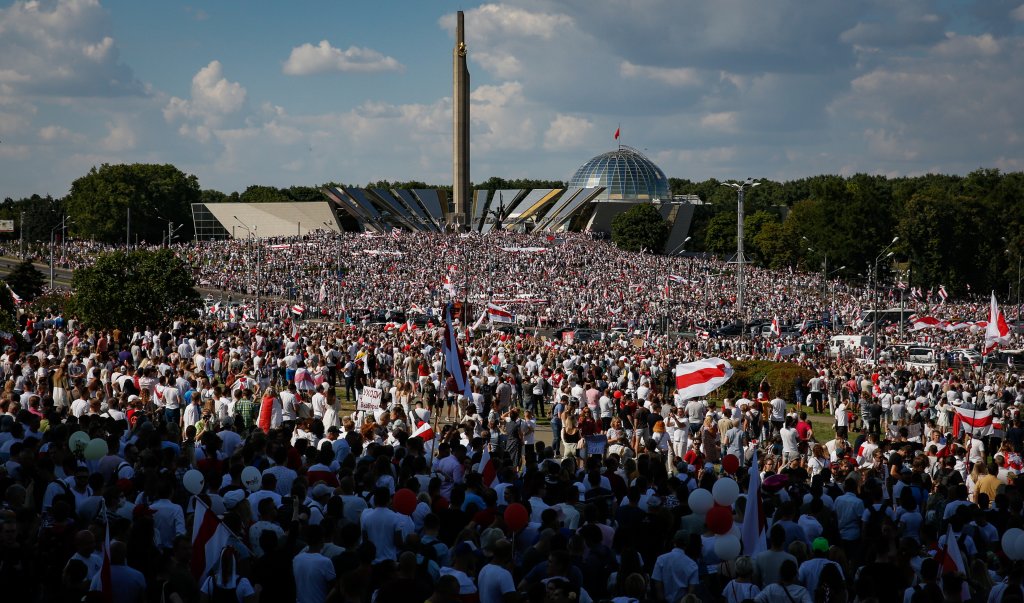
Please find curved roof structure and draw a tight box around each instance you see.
[567,145,670,202]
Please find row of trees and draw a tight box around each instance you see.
[2,163,1023,294]
[673,170,1024,295]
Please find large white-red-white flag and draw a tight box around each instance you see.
[770,316,781,338]
[486,303,515,324]
[985,291,1011,353]
[191,497,231,580]
[951,406,1003,438]
[675,358,733,400]
[443,304,470,398]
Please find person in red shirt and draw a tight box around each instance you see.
[795,411,814,442]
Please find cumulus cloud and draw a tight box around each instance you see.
[282,41,403,75]
[0,0,141,97]
[164,61,246,142]
[620,61,701,87]
[38,124,85,143]
[99,118,136,151]
[543,114,593,150]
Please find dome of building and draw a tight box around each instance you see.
[567,145,670,202]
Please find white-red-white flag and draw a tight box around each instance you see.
[291,304,306,315]
[191,497,231,580]
[911,316,947,331]
[938,285,948,302]
[675,358,733,400]
[952,406,995,438]
[939,524,967,575]
[770,316,781,338]
[412,419,434,442]
[486,303,515,324]
[479,446,496,488]
[985,291,1011,353]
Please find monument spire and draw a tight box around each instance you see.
[452,10,470,229]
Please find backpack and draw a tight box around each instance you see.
[864,503,890,538]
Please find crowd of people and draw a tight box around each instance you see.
[1,229,1023,603]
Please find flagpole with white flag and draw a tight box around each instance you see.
[985,291,1011,353]
[740,449,766,556]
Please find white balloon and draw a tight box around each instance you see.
[714,534,742,561]
[712,478,740,507]
[183,469,205,495]
[1011,532,1024,562]
[1002,528,1023,559]
[688,488,714,515]
[241,466,262,492]
[69,431,90,453]
[83,438,108,461]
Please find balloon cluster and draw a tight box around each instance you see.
[688,477,741,537]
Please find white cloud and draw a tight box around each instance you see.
[38,124,84,143]
[699,112,738,132]
[1012,4,1024,21]
[932,32,1001,57]
[0,0,140,96]
[543,114,593,150]
[282,41,403,75]
[164,61,246,141]
[99,118,135,151]
[440,4,573,41]
[620,61,701,87]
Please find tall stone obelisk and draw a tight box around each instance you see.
[452,10,470,228]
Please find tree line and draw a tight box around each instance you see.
[2,163,1023,295]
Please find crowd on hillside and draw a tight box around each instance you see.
[3,230,1013,359]
[0,242,1021,602]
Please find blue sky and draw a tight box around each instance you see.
[1,0,1023,198]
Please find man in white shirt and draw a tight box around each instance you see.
[477,539,516,603]
[361,488,405,563]
[834,401,849,439]
[652,530,699,603]
[280,384,299,422]
[148,483,185,550]
[310,384,328,420]
[293,524,336,603]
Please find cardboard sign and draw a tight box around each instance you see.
[358,386,383,411]
[585,434,608,457]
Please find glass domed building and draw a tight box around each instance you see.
[568,145,670,202]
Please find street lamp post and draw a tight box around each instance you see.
[723,179,760,315]
[49,215,72,290]
[871,236,899,363]
[826,265,846,332]
[325,221,343,322]
[233,217,260,321]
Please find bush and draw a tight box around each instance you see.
[711,360,815,403]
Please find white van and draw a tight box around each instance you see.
[829,335,873,358]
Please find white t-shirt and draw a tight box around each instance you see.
[199,576,256,602]
[477,563,516,603]
[292,551,336,603]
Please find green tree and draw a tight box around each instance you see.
[68,248,201,329]
[4,260,45,302]
[611,204,670,253]
[0,282,17,336]
[64,164,200,244]
[703,211,737,255]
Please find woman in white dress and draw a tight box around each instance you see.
[321,387,339,429]
[51,362,70,410]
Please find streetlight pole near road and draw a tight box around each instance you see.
[871,236,899,363]
[233,217,260,321]
[49,215,73,290]
[723,179,760,315]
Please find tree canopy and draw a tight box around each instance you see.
[63,164,200,244]
[68,248,201,330]
[4,260,45,302]
[611,204,671,253]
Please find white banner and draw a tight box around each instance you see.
[358,386,383,411]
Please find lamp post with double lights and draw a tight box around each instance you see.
[826,265,846,332]
[871,236,900,363]
[325,221,344,322]
[722,179,760,315]
[49,216,73,290]
[233,217,260,320]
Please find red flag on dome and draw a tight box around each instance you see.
[614,126,620,140]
